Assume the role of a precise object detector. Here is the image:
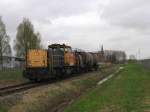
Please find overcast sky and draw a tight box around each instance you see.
[0,0,150,59]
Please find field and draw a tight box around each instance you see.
[0,69,27,87]
[0,70,23,80]
[64,63,150,112]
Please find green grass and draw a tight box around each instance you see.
[0,69,25,81]
[0,104,7,112]
[0,69,26,112]
[64,63,150,112]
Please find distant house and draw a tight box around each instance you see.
[0,56,25,70]
[104,50,126,63]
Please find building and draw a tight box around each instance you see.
[0,56,25,70]
[104,50,126,63]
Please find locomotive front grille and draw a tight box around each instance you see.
[52,55,64,67]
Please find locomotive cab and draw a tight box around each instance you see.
[48,44,76,76]
[48,44,75,67]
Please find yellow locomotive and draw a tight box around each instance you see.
[23,44,99,81]
[23,44,76,81]
[26,49,47,68]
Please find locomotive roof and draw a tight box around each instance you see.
[48,44,71,48]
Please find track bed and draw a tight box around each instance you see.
[0,65,118,112]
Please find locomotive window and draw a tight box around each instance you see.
[64,48,67,52]
[63,47,72,53]
[53,49,56,51]
[68,48,72,52]
[60,48,64,52]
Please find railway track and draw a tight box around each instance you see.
[0,73,93,97]
[0,66,115,97]
[0,77,72,97]
[0,82,43,96]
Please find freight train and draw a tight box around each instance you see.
[23,44,100,81]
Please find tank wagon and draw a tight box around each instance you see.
[23,44,99,81]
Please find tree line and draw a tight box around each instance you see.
[0,17,43,68]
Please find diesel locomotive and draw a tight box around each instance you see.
[23,44,99,81]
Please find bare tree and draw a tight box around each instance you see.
[0,16,12,69]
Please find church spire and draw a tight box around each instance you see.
[101,45,104,56]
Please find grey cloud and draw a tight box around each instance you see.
[25,0,97,17]
[0,0,150,58]
[101,0,150,29]
[0,0,99,32]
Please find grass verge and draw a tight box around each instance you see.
[0,69,24,80]
[64,63,150,112]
